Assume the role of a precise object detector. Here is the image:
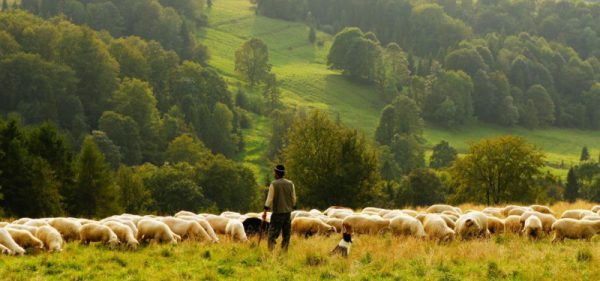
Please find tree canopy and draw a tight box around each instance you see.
[449,136,545,205]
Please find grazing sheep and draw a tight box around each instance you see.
[11,218,31,225]
[390,215,426,238]
[455,212,490,240]
[401,210,418,217]
[501,205,522,217]
[507,207,533,217]
[482,208,504,219]
[362,207,385,214]
[177,215,220,242]
[419,214,454,243]
[426,204,461,214]
[225,219,248,242]
[519,212,556,233]
[159,217,212,242]
[582,215,600,221]
[0,244,12,255]
[107,219,138,238]
[328,209,354,219]
[5,224,39,235]
[382,210,405,219]
[137,219,180,244]
[440,211,460,221]
[323,218,343,233]
[503,215,523,233]
[48,218,82,241]
[102,221,139,249]
[292,217,336,237]
[175,210,197,217]
[529,205,554,215]
[24,219,49,227]
[220,211,242,220]
[342,215,390,235]
[35,226,63,252]
[291,210,312,220]
[80,223,120,248]
[0,228,26,255]
[205,215,230,235]
[551,218,600,242]
[523,216,543,240]
[440,215,456,229]
[561,209,597,220]
[486,216,505,234]
[323,206,353,216]
[6,228,44,250]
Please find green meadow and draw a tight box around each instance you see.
[203,0,600,179]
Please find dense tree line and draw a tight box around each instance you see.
[17,0,206,60]
[0,118,258,218]
[258,0,600,130]
[0,11,245,163]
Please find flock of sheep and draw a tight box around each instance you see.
[1,204,600,256]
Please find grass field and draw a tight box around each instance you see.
[201,0,600,180]
[3,202,600,281]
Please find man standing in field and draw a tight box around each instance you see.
[263,164,296,252]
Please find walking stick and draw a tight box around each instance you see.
[258,211,267,246]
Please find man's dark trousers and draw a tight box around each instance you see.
[268,212,291,252]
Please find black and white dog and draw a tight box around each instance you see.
[330,232,352,257]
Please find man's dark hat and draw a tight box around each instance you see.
[274,164,285,173]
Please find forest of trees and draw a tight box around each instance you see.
[258,0,600,129]
[2,0,600,218]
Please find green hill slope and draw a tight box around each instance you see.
[200,0,600,179]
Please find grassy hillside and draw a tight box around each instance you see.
[200,0,600,179]
[2,202,600,281]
